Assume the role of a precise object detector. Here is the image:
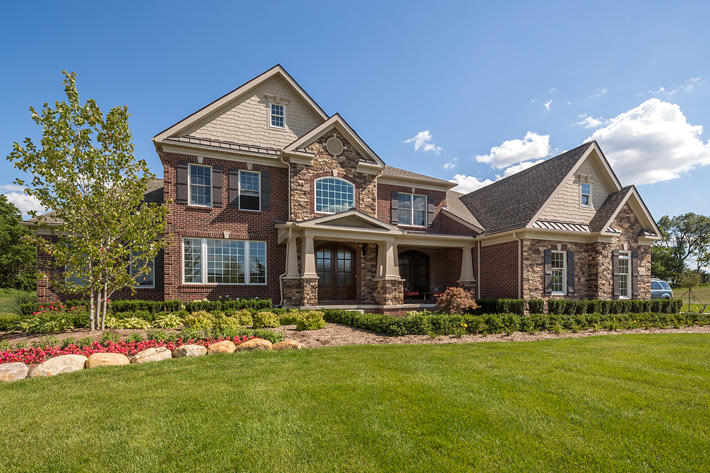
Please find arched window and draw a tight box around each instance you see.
[315,177,355,214]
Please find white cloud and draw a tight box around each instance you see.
[544,100,553,111]
[574,114,607,129]
[1,185,45,216]
[647,77,704,96]
[497,159,545,179]
[404,130,442,154]
[475,131,550,169]
[442,157,459,170]
[449,174,494,193]
[588,88,608,100]
[587,98,710,184]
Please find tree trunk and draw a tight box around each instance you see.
[89,290,95,332]
[101,282,108,331]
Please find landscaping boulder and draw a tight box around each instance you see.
[29,355,87,378]
[131,347,172,364]
[207,340,236,355]
[237,338,272,351]
[272,340,303,351]
[85,353,130,369]
[173,344,208,358]
[0,362,29,382]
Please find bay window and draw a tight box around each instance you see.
[183,238,266,285]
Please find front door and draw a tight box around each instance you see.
[316,244,356,302]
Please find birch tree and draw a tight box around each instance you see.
[7,71,168,330]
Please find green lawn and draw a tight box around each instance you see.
[1,335,709,472]
[678,284,710,312]
[0,288,34,315]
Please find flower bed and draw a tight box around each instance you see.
[0,335,257,365]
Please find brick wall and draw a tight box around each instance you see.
[479,241,519,299]
[161,151,288,302]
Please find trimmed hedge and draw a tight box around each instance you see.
[472,298,682,315]
[323,309,706,337]
[109,300,182,314]
[184,299,272,313]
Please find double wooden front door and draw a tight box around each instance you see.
[316,244,356,302]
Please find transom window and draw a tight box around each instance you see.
[618,251,631,299]
[551,250,566,295]
[130,253,155,288]
[183,238,266,285]
[270,103,285,128]
[581,182,591,207]
[189,164,212,207]
[397,193,427,227]
[239,170,261,211]
[315,177,355,214]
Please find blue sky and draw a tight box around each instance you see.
[2,0,709,219]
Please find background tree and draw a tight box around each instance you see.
[0,195,36,290]
[7,71,168,330]
[653,213,710,282]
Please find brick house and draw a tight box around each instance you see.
[29,65,662,312]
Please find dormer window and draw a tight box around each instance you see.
[580,182,591,207]
[270,103,285,128]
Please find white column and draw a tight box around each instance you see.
[377,239,400,280]
[285,236,299,278]
[458,245,475,283]
[301,233,317,277]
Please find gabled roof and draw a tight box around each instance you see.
[381,166,456,188]
[282,114,385,167]
[153,65,328,142]
[443,190,484,232]
[589,185,661,237]
[459,142,595,235]
[294,209,401,233]
[589,186,633,232]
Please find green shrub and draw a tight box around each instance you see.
[19,313,77,334]
[527,299,545,314]
[105,316,152,330]
[99,331,122,344]
[231,309,253,326]
[153,313,184,329]
[0,314,21,331]
[184,311,216,330]
[77,337,95,347]
[296,311,326,331]
[435,287,479,314]
[253,311,280,328]
[497,299,526,315]
[110,300,181,314]
[279,309,303,325]
[214,315,242,332]
[146,330,168,341]
[184,298,272,313]
[249,329,284,344]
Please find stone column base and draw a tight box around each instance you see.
[374,278,404,306]
[282,277,319,307]
[457,280,476,293]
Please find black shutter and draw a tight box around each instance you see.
[154,249,164,291]
[612,250,620,298]
[544,249,552,295]
[212,166,222,207]
[228,169,239,208]
[631,249,639,299]
[176,162,188,204]
[261,171,270,210]
[567,251,575,296]
[427,199,435,226]
[391,191,399,223]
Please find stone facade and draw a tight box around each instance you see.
[290,130,378,221]
[374,279,404,305]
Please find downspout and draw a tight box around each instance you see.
[477,239,481,298]
[512,232,522,299]
[278,151,292,307]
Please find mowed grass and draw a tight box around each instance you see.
[679,284,710,313]
[0,288,34,315]
[1,334,709,473]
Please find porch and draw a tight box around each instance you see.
[276,210,476,309]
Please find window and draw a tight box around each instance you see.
[618,251,631,299]
[551,250,566,295]
[239,170,261,211]
[189,164,212,207]
[183,238,266,285]
[397,193,427,227]
[315,177,355,214]
[651,281,661,290]
[581,182,591,207]
[130,254,155,288]
[270,103,285,128]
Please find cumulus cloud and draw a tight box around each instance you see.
[497,159,545,179]
[587,98,710,185]
[404,130,442,154]
[574,114,607,129]
[449,174,494,193]
[0,185,45,216]
[442,157,459,170]
[475,131,550,169]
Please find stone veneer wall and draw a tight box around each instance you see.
[374,279,404,305]
[290,130,378,221]
[521,203,652,300]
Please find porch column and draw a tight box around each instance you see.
[285,236,299,278]
[301,233,317,277]
[377,240,400,280]
[458,245,475,284]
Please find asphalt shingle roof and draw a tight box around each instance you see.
[445,190,483,230]
[381,166,454,187]
[589,186,633,232]
[458,142,594,235]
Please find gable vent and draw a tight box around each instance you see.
[326,136,344,156]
